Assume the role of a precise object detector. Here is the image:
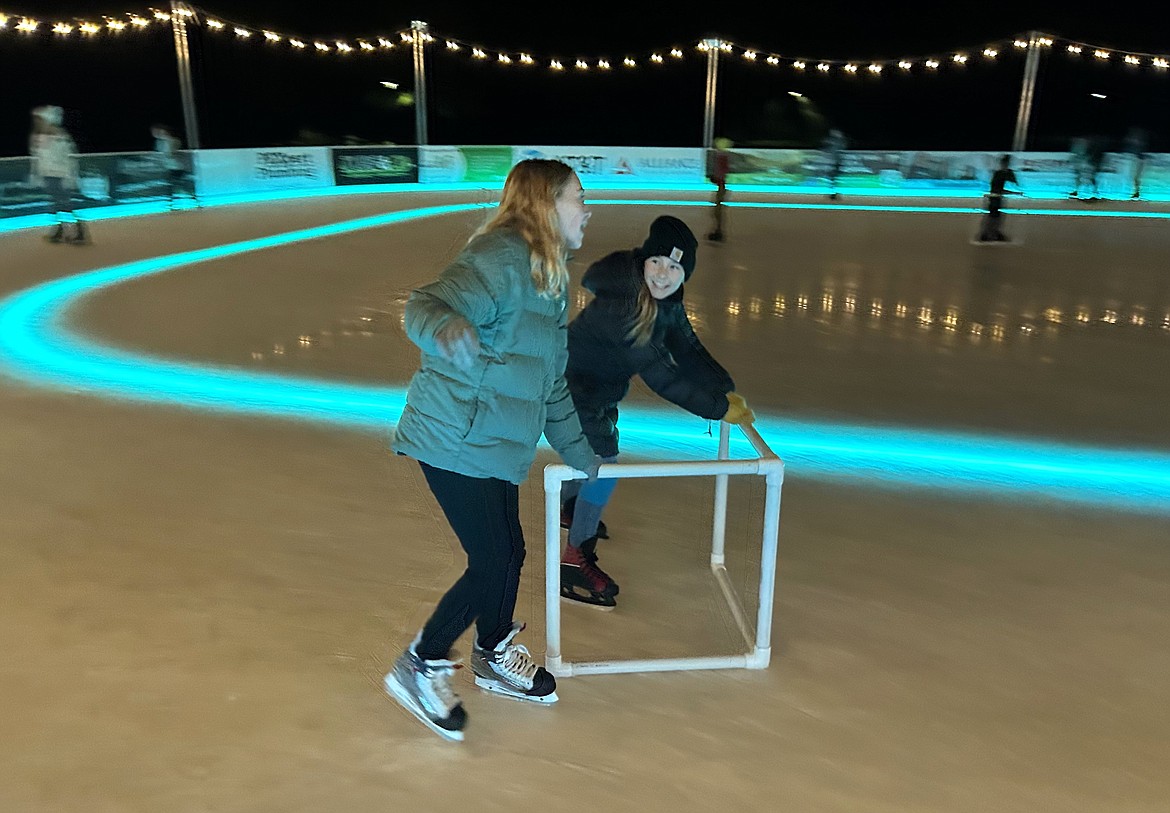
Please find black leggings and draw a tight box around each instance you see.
[415,462,526,659]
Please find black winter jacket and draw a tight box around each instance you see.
[565,249,734,457]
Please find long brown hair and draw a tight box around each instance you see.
[625,277,658,347]
[475,159,575,298]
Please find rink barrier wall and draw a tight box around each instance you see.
[2,144,1168,223]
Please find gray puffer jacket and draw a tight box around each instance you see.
[392,227,595,484]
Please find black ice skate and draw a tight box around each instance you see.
[560,537,618,610]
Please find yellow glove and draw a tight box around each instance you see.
[722,392,755,425]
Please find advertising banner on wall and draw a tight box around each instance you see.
[512,146,706,185]
[418,146,515,184]
[0,152,195,218]
[194,147,332,198]
[332,146,419,185]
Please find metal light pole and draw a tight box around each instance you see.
[702,38,722,149]
[1012,31,1042,152]
[411,20,429,146]
[169,1,200,148]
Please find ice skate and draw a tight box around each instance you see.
[44,224,64,244]
[383,637,467,742]
[559,494,608,539]
[470,622,558,704]
[66,222,90,245]
[560,537,618,610]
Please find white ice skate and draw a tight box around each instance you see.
[470,623,558,704]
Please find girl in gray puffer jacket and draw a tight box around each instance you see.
[385,159,601,742]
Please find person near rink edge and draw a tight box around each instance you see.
[29,105,88,245]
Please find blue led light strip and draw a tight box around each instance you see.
[1,199,1169,514]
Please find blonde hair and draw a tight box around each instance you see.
[475,159,575,298]
[625,275,659,347]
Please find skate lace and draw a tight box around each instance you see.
[496,643,539,682]
[421,659,461,710]
[575,551,612,592]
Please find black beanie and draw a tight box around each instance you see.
[639,215,698,280]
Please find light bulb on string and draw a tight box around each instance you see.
[898,60,912,70]
[623,57,636,67]
[17,17,39,32]
[290,38,305,48]
[205,19,223,30]
[52,22,73,35]
[263,31,280,42]
[793,60,806,70]
[79,22,100,35]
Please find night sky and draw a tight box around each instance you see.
[2,1,1168,156]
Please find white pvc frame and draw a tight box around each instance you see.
[544,420,784,677]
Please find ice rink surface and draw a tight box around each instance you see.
[2,188,1168,812]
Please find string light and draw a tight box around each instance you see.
[4,9,1170,84]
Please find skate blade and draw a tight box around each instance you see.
[383,673,465,741]
[473,676,558,704]
[559,590,616,611]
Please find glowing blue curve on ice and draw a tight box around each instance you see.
[1,201,1169,515]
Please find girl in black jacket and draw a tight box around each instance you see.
[560,215,754,609]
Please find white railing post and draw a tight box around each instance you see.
[711,420,731,565]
